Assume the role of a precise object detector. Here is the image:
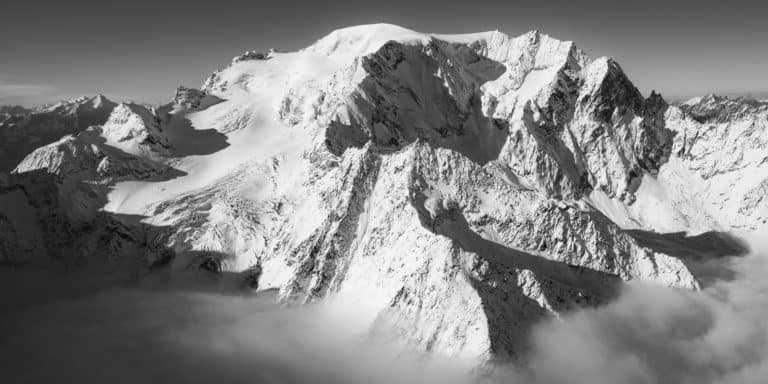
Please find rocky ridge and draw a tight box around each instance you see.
[0,95,117,172]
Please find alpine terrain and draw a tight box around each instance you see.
[0,24,764,364]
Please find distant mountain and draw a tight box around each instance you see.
[1,23,762,363]
[0,94,117,172]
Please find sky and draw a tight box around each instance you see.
[2,0,767,106]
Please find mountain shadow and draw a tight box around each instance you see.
[0,163,251,311]
[324,39,509,165]
[626,229,749,285]
[159,97,230,157]
[411,190,621,360]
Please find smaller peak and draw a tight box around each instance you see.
[173,86,207,109]
[592,56,611,66]
[523,29,543,45]
[60,94,113,108]
[646,89,668,108]
[102,101,169,155]
[111,101,152,117]
[579,56,644,111]
[232,50,272,64]
[88,93,115,109]
[595,56,619,66]
[515,29,565,44]
[65,95,91,106]
[587,57,627,78]
[508,29,581,58]
[527,29,543,38]
[685,94,731,107]
[585,57,613,75]
[682,95,704,106]
[685,93,768,111]
[0,105,30,115]
[514,29,545,45]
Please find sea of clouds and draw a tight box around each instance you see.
[2,235,766,384]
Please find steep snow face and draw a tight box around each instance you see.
[7,24,711,361]
[0,95,117,172]
[101,103,170,158]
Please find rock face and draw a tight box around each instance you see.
[231,50,272,64]
[3,23,762,362]
[667,96,768,231]
[591,94,768,233]
[100,103,171,157]
[173,86,208,109]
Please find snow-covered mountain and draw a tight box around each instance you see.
[591,93,768,234]
[0,24,763,362]
[0,95,117,172]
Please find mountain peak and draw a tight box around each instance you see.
[90,93,107,106]
[680,93,768,123]
[522,29,542,42]
[85,93,116,110]
[579,57,644,103]
[305,23,574,63]
[307,23,430,56]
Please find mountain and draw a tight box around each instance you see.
[0,94,117,172]
[592,93,768,233]
[0,24,761,362]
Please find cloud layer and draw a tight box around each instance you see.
[0,80,58,105]
[1,235,766,384]
[496,234,768,384]
[0,288,474,384]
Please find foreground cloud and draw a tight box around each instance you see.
[1,235,766,384]
[0,288,475,384]
[497,234,768,384]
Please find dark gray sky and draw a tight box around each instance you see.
[2,0,766,106]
